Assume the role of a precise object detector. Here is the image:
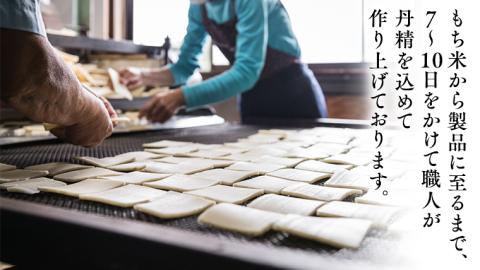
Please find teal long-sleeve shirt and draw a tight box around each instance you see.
[169,0,301,108]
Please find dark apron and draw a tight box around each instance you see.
[201,1,327,119]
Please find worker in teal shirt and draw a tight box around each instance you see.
[120,0,327,122]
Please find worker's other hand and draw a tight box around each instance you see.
[139,89,185,123]
[50,97,114,148]
[119,67,145,89]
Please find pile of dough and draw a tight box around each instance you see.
[25,162,91,176]
[273,214,372,249]
[281,183,363,201]
[39,179,123,197]
[227,162,286,174]
[114,151,164,161]
[323,169,372,191]
[192,169,259,185]
[145,162,213,175]
[316,201,400,229]
[0,169,49,183]
[285,148,330,159]
[75,155,134,168]
[323,154,371,166]
[142,140,190,148]
[99,171,170,184]
[295,160,352,174]
[198,203,283,236]
[1,177,66,194]
[267,168,330,183]
[54,167,122,183]
[248,194,325,215]
[134,191,215,219]
[253,156,304,167]
[185,185,263,204]
[79,184,166,207]
[0,163,16,172]
[146,145,199,155]
[144,174,219,192]
[233,176,299,194]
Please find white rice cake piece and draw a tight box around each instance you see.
[281,183,363,201]
[253,156,304,167]
[227,162,286,174]
[146,145,199,155]
[324,169,372,191]
[185,185,263,204]
[107,161,149,172]
[233,176,298,194]
[212,146,248,154]
[242,133,284,143]
[267,169,331,183]
[134,191,215,219]
[142,140,190,148]
[154,156,201,164]
[114,151,165,161]
[186,149,230,159]
[323,154,371,166]
[154,156,233,168]
[194,144,223,150]
[318,134,354,145]
[53,167,122,183]
[144,174,219,192]
[185,159,234,169]
[285,148,330,159]
[355,188,424,208]
[218,152,260,162]
[245,147,288,157]
[75,155,134,168]
[3,177,66,194]
[192,169,259,185]
[99,171,170,184]
[25,162,91,176]
[0,163,16,172]
[0,169,49,183]
[284,134,321,144]
[79,184,166,207]
[316,201,400,228]
[258,129,297,137]
[273,214,372,249]
[223,141,261,150]
[143,162,212,174]
[198,203,283,236]
[39,179,123,197]
[295,160,352,174]
[248,194,325,215]
[306,143,350,155]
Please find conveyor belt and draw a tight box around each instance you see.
[0,122,405,270]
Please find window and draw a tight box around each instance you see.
[134,0,366,67]
[212,0,365,65]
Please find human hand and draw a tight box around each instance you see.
[50,96,114,147]
[119,67,146,89]
[139,89,185,123]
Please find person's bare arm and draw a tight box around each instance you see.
[119,66,174,89]
[0,29,112,147]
